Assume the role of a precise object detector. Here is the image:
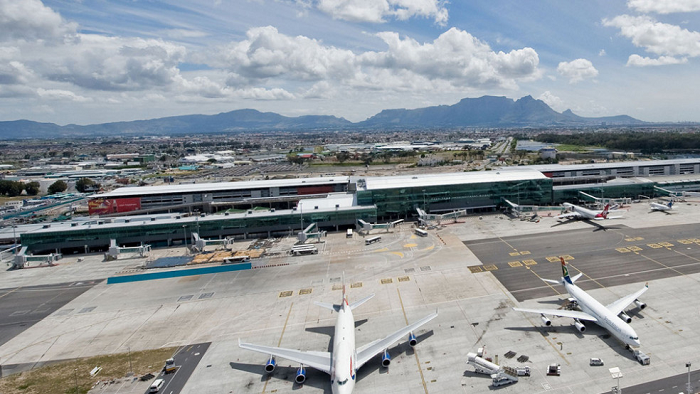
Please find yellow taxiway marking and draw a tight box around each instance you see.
[546,256,560,262]
[616,247,631,253]
[509,251,521,256]
[468,266,483,273]
[519,250,531,255]
[372,247,389,253]
[526,267,562,295]
[659,241,674,248]
[419,245,435,252]
[484,264,498,271]
[410,234,417,239]
[522,259,537,266]
[262,302,294,394]
[404,243,418,248]
[678,239,694,244]
[508,261,523,267]
[560,255,574,260]
[0,287,21,301]
[390,251,405,258]
[397,288,429,394]
[647,243,663,249]
[628,246,643,252]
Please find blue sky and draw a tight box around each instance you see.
[1,0,699,125]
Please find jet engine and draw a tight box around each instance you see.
[540,314,552,326]
[408,332,417,347]
[619,312,632,323]
[574,319,586,333]
[264,356,276,373]
[381,349,391,367]
[295,365,306,384]
[634,299,646,310]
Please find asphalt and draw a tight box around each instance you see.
[146,342,210,394]
[464,222,700,301]
[0,280,98,348]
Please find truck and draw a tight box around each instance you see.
[290,244,318,256]
[546,363,561,376]
[162,358,178,374]
[633,350,650,365]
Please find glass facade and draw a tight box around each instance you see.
[22,206,377,253]
[358,177,553,218]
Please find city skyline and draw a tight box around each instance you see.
[1,0,699,126]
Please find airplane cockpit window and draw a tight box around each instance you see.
[338,378,349,385]
[630,336,639,340]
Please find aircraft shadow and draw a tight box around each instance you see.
[356,330,435,383]
[229,362,331,393]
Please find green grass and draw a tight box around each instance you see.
[0,347,177,394]
[554,144,602,152]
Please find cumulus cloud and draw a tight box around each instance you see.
[627,0,700,14]
[0,0,77,41]
[626,54,688,66]
[217,26,540,92]
[537,91,566,112]
[310,0,448,24]
[603,15,700,57]
[556,59,598,83]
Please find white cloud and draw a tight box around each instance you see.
[627,0,700,14]
[626,54,688,66]
[0,0,77,41]
[537,91,566,112]
[603,15,700,57]
[599,49,606,56]
[36,88,91,102]
[310,0,448,24]
[216,26,540,93]
[556,58,598,83]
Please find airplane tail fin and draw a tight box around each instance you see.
[341,272,349,311]
[600,204,610,219]
[560,257,574,284]
[669,199,674,208]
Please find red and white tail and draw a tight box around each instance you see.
[596,204,610,219]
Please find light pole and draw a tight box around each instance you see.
[422,189,426,212]
[610,367,623,394]
[182,225,187,254]
[687,362,692,394]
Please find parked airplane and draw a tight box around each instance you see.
[513,257,648,348]
[239,284,438,394]
[556,203,623,221]
[650,199,674,213]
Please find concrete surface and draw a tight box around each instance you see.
[1,201,700,393]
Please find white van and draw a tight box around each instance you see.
[346,229,353,238]
[149,379,165,393]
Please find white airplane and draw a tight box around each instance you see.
[513,257,648,348]
[650,199,674,212]
[556,203,623,221]
[239,284,438,394]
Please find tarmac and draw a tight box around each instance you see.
[1,200,700,393]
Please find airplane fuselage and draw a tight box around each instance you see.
[331,306,357,394]
[564,282,641,347]
[562,203,602,220]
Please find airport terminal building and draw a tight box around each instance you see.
[13,159,700,253]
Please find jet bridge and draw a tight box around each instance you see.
[13,246,61,269]
[105,239,152,261]
[416,207,467,226]
[190,232,233,253]
[356,219,404,235]
[297,223,326,243]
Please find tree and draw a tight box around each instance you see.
[75,178,97,193]
[24,181,40,196]
[335,152,351,163]
[0,180,23,196]
[48,180,67,194]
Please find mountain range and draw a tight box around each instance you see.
[0,95,645,139]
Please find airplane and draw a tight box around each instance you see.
[650,199,674,213]
[239,283,438,394]
[556,203,623,221]
[513,257,648,349]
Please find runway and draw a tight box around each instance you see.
[464,222,700,301]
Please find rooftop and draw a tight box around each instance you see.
[357,169,547,191]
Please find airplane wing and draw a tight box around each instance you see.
[356,311,437,369]
[513,307,598,322]
[238,339,332,374]
[592,215,624,220]
[605,284,649,316]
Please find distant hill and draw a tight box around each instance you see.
[0,96,645,139]
[358,95,645,128]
